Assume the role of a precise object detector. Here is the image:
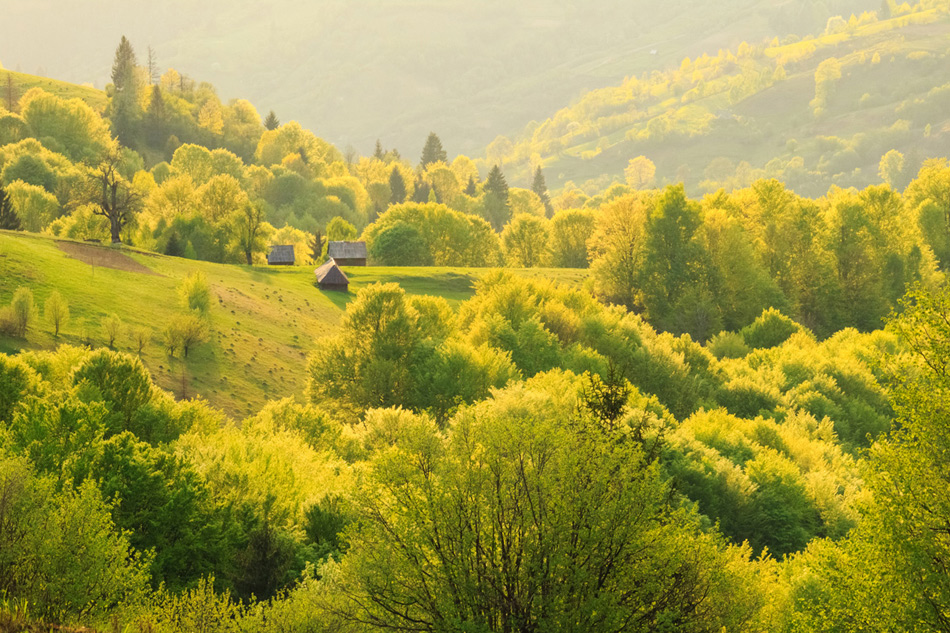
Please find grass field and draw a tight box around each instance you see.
[0,68,107,112]
[0,231,587,416]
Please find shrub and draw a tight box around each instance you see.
[708,330,750,359]
[5,287,36,338]
[178,271,212,315]
[741,308,802,349]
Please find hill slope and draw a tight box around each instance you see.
[0,0,875,156]
[495,4,950,197]
[0,67,107,112]
[0,231,585,416]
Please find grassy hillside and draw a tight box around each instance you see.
[0,231,586,416]
[496,4,950,198]
[0,68,107,113]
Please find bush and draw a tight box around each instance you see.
[741,308,802,349]
[708,330,750,359]
[4,287,36,338]
[71,349,154,437]
[0,355,39,423]
[0,451,150,623]
[178,271,212,315]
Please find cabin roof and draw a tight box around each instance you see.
[315,259,349,285]
[327,241,367,260]
[267,244,295,264]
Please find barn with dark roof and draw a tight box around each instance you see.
[327,241,367,266]
[267,244,295,266]
[315,259,349,291]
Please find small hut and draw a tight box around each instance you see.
[327,241,367,266]
[267,244,295,266]
[315,259,349,291]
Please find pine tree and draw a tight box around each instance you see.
[0,186,21,230]
[374,140,385,160]
[389,167,407,205]
[412,179,431,204]
[485,165,509,201]
[420,132,447,168]
[164,231,184,257]
[111,36,138,90]
[145,85,167,147]
[465,175,478,196]
[264,110,280,131]
[146,46,158,85]
[532,166,554,218]
[110,36,141,146]
[483,165,511,230]
[310,230,324,262]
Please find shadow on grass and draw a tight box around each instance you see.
[318,284,353,311]
[0,337,23,355]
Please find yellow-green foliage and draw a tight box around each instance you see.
[176,410,353,531]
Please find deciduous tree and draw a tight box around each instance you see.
[332,380,763,633]
[44,290,69,337]
[0,184,20,230]
[233,200,268,265]
[625,155,657,190]
[502,213,549,267]
[89,151,141,243]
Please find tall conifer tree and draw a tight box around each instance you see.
[145,85,167,147]
[412,179,431,203]
[420,132,447,168]
[110,36,141,146]
[483,165,511,230]
[532,166,554,218]
[389,167,407,205]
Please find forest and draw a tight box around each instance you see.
[2,4,950,632]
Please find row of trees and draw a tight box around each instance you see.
[359,163,950,341]
[0,37,559,265]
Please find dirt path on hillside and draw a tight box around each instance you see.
[56,241,160,276]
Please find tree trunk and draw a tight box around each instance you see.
[110,217,122,244]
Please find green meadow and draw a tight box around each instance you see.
[0,230,585,416]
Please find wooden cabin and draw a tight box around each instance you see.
[327,241,367,266]
[315,259,349,291]
[267,244,295,266]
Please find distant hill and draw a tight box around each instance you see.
[491,3,950,197]
[0,68,107,113]
[0,0,875,157]
[0,231,585,416]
